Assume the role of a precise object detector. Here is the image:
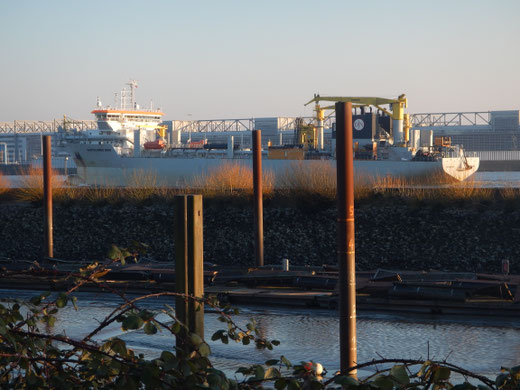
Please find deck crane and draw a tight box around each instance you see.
[305,94,409,146]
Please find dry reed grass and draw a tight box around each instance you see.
[435,177,493,202]
[499,186,520,200]
[14,167,64,202]
[0,173,9,195]
[124,169,159,201]
[279,161,337,199]
[194,162,274,197]
[83,184,120,203]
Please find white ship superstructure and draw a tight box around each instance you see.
[78,80,164,153]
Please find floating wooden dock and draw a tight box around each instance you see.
[1,258,519,318]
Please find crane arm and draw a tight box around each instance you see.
[375,105,392,117]
[305,95,401,106]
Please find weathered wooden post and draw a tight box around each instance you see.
[43,135,53,258]
[175,194,204,352]
[336,102,357,376]
[252,129,264,267]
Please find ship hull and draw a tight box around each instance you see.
[66,144,478,187]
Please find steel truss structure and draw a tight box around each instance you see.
[410,112,490,127]
[171,116,335,133]
[1,112,498,134]
[0,120,97,134]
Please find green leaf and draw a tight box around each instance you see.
[143,322,157,335]
[274,378,287,390]
[171,321,181,334]
[107,244,123,260]
[242,336,250,345]
[418,360,432,377]
[109,339,127,356]
[254,365,265,380]
[198,342,211,357]
[122,314,144,330]
[433,366,451,382]
[208,373,222,388]
[265,367,281,379]
[390,365,410,385]
[287,380,301,390]
[310,380,324,390]
[29,295,42,305]
[190,333,203,346]
[56,293,68,308]
[281,355,292,368]
[265,359,279,366]
[43,315,56,327]
[335,376,359,386]
[452,384,476,390]
[496,373,509,387]
[510,365,520,375]
[373,375,394,390]
[211,330,225,341]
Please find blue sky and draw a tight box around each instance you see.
[1,0,519,121]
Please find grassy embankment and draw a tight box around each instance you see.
[0,162,519,209]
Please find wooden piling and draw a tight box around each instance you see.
[252,130,264,267]
[175,195,204,352]
[336,102,357,376]
[43,135,53,258]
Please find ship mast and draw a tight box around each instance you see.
[127,79,138,109]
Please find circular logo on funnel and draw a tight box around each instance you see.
[354,119,365,131]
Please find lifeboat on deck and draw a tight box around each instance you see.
[143,139,166,150]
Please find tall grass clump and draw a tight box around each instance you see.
[14,167,64,202]
[0,172,9,196]
[498,186,520,212]
[194,162,274,197]
[279,161,337,200]
[436,177,493,203]
[84,184,120,203]
[124,169,159,202]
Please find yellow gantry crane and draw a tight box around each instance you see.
[304,94,410,146]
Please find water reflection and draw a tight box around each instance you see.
[1,289,518,376]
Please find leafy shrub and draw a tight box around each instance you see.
[0,244,513,389]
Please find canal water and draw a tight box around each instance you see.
[1,289,518,379]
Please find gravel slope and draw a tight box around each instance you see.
[1,199,519,274]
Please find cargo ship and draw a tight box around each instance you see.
[59,82,479,187]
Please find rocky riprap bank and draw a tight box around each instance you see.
[1,199,519,274]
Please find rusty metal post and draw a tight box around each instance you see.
[336,102,357,376]
[175,195,204,353]
[252,130,264,267]
[43,135,53,258]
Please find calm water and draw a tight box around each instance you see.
[1,289,518,378]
